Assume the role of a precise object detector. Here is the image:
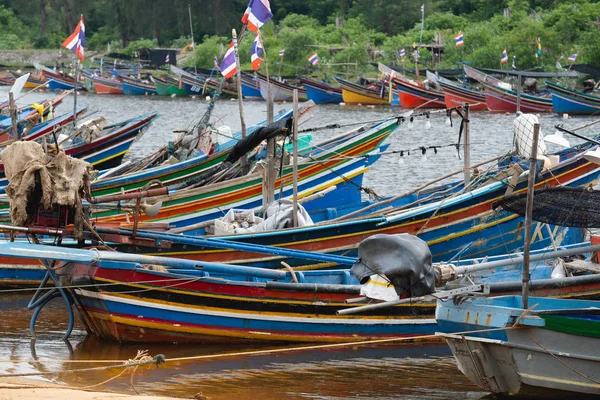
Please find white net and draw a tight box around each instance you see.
[513,113,547,159]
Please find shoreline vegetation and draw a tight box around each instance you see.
[2,1,600,80]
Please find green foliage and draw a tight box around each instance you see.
[87,27,121,50]
[185,35,229,69]
[123,39,159,56]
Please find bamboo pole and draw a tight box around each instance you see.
[8,92,18,139]
[232,29,246,139]
[73,59,79,128]
[463,103,471,185]
[188,4,197,74]
[522,123,540,309]
[292,89,299,227]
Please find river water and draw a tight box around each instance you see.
[0,87,598,398]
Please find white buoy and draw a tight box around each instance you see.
[339,102,346,106]
[563,113,569,119]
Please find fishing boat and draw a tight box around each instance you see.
[378,64,444,108]
[152,75,170,96]
[256,73,308,102]
[240,72,262,99]
[35,63,85,91]
[335,77,389,105]
[0,71,15,86]
[0,112,157,189]
[91,75,123,94]
[121,76,157,96]
[299,77,343,104]
[163,74,187,96]
[426,71,487,110]
[546,81,600,115]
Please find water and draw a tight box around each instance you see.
[0,88,598,398]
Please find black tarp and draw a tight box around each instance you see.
[569,64,600,78]
[479,67,578,78]
[138,48,177,68]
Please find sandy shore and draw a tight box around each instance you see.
[0,377,183,399]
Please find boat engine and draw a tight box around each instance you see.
[351,234,436,300]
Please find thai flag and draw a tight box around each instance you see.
[251,33,264,71]
[500,48,508,64]
[421,4,424,12]
[165,53,170,63]
[279,49,285,57]
[454,32,464,47]
[241,0,273,33]
[568,53,577,63]
[61,15,85,61]
[213,56,219,69]
[220,42,237,79]
[308,52,319,66]
[400,48,406,57]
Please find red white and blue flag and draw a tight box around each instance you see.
[251,33,264,71]
[568,53,577,63]
[421,4,424,12]
[220,42,237,79]
[279,49,285,57]
[241,0,273,33]
[454,32,464,47]
[500,48,508,64]
[399,48,406,57]
[213,56,219,69]
[308,52,319,66]
[165,53,170,63]
[61,15,85,61]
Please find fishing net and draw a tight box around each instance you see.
[493,187,600,228]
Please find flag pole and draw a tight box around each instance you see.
[188,3,197,74]
[232,28,247,139]
[419,4,424,43]
[73,58,78,129]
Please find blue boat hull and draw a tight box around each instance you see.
[122,82,157,96]
[241,82,262,99]
[550,90,600,114]
[304,84,343,104]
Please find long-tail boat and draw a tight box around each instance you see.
[240,72,262,99]
[121,76,157,96]
[425,71,487,110]
[299,77,343,104]
[256,73,308,102]
[91,75,123,94]
[546,81,600,115]
[163,74,187,96]
[35,63,85,91]
[379,64,445,108]
[152,75,171,96]
[335,77,389,105]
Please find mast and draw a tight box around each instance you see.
[232,29,247,139]
[188,4,197,74]
[73,59,79,128]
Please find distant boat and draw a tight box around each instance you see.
[335,77,389,105]
[299,77,343,104]
[35,63,85,91]
[256,73,307,102]
[163,74,187,96]
[240,72,262,99]
[546,81,600,115]
[379,63,445,108]
[91,75,123,95]
[426,71,487,111]
[121,76,157,96]
[152,75,170,96]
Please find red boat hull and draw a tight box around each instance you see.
[93,81,123,94]
[443,91,488,111]
[398,90,445,108]
[484,88,553,113]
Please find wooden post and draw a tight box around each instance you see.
[522,123,540,310]
[188,3,197,74]
[292,89,299,227]
[266,83,275,206]
[463,103,470,186]
[516,72,522,113]
[232,29,247,139]
[8,92,18,140]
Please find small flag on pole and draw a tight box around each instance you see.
[308,52,319,66]
[500,48,508,64]
[536,37,542,55]
[399,48,406,57]
[241,0,273,33]
[512,56,516,71]
[421,4,424,12]
[279,49,285,57]
[165,53,170,63]
[61,15,85,61]
[213,56,219,69]
[251,33,264,71]
[220,42,237,79]
[568,53,578,63]
[454,32,464,47]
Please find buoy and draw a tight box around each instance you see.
[205,96,211,101]
[171,93,176,98]
[339,102,346,106]
[563,113,569,119]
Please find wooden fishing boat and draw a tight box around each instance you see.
[378,63,444,108]
[121,76,157,96]
[483,83,554,113]
[546,81,600,115]
[257,73,308,102]
[13,70,47,89]
[240,72,262,99]
[36,63,85,91]
[0,71,15,86]
[299,78,343,104]
[152,76,171,96]
[163,74,187,96]
[91,75,123,94]
[3,237,600,342]
[425,71,487,110]
[0,112,157,189]
[335,77,389,105]
[438,296,600,397]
